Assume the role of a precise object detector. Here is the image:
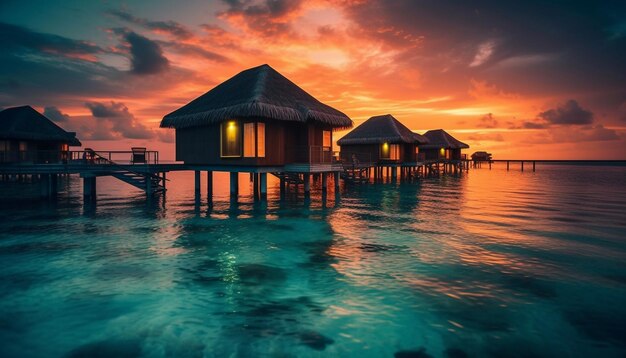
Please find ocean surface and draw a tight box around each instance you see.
[0,163,625,357]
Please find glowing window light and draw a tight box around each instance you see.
[221,120,242,157]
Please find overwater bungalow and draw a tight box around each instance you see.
[337,114,429,166]
[419,129,469,162]
[0,106,81,164]
[160,64,353,169]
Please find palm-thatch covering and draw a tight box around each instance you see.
[337,114,428,146]
[0,106,81,146]
[420,129,469,149]
[161,64,353,129]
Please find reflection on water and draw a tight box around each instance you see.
[0,165,625,357]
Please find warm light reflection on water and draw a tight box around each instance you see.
[0,163,625,357]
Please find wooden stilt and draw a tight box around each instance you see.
[303,174,310,197]
[230,172,238,199]
[322,172,328,192]
[259,173,267,200]
[194,170,201,202]
[253,173,259,200]
[207,171,213,204]
[279,176,286,199]
[40,174,50,198]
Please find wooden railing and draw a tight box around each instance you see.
[0,150,159,165]
[290,145,335,164]
[338,151,373,168]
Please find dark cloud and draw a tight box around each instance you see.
[0,23,134,104]
[85,101,131,118]
[0,22,103,60]
[218,0,304,38]
[468,133,504,142]
[477,113,498,128]
[43,106,70,122]
[107,9,194,40]
[158,41,230,63]
[549,125,621,143]
[123,31,170,75]
[85,101,154,139]
[522,121,548,129]
[537,100,594,125]
[341,1,626,100]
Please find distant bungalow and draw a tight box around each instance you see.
[160,64,353,168]
[419,129,469,161]
[0,106,81,164]
[337,114,429,165]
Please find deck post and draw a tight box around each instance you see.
[489,161,492,170]
[40,174,50,198]
[334,171,340,191]
[279,176,286,199]
[507,161,509,171]
[533,161,536,172]
[83,176,96,202]
[50,174,58,197]
[253,173,259,200]
[194,170,201,202]
[321,172,328,192]
[303,174,311,197]
[146,173,152,197]
[521,161,524,172]
[162,172,167,190]
[260,173,267,200]
[230,172,238,199]
[391,166,397,181]
[206,171,213,204]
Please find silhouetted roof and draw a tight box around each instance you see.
[420,129,469,149]
[161,64,353,129]
[0,106,81,146]
[337,114,428,145]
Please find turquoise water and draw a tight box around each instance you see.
[0,164,625,357]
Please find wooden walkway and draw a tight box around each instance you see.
[0,150,475,206]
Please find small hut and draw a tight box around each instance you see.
[0,106,81,163]
[337,114,428,165]
[419,129,469,161]
[160,64,352,167]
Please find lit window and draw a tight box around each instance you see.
[381,143,400,160]
[221,121,241,157]
[323,130,331,148]
[257,122,265,157]
[19,141,27,151]
[243,122,255,157]
[390,144,400,160]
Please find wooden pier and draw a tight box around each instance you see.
[1,149,475,207]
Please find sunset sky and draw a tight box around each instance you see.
[1,0,625,159]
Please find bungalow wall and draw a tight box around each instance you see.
[0,139,69,163]
[340,143,418,165]
[175,119,334,166]
[421,148,463,161]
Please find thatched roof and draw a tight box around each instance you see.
[337,114,428,146]
[420,129,469,149]
[0,106,81,146]
[161,64,353,129]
